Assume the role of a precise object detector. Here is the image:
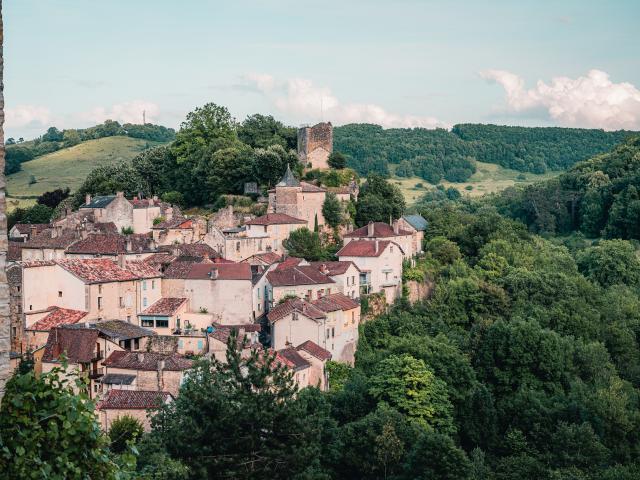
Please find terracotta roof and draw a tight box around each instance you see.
[142,298,187,316]
[274,257,305,270]
[144,252,177,269]
[66,233,156,255]
[57,259,139,283]
[8,241,23,261]
[11,223,49,236]
[158,243,222,260]
[103,350,193,371]
[277,347,310,371]
[126,260,162,279]
[129,197,165,209]
[92,222,119,234]
[29,307,88,331]
[243,251,282,265]
[344,222,413,238]
[23,229,78,250]
[185,263,252,281]
[312,292,360,312]
[42,327,98,364]
[152,216,192,230]
[163,260,197,279]
[245,213,306,226]
[300,182,326,193]
[97,389,173,410]
[296,340,332,361]
[309,260,360,275]
[267,265,334,287]
[92,320,156,341]
[327,186,351,195]
[337,240,396,258]
[267,298,326,323]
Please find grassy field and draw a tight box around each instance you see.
[6,136,166,205]
[391,161,560,204]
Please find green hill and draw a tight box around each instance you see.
[6,136,167,207]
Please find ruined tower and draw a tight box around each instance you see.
[297,122,333,170]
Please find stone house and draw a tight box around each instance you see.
[276,347,314,389]
[244,213,307,254]
[25,306,88,352]
[65,233,158,260]
[297,122,333,170]
[337,239,404,304]
[80,193,135,233]
[20,227,80,261]
[162,262,254,325]
[309,261,361,299]
[267,165,327,230]
[9,223,48,242]
[97,389,173,431]
[152,216,206,246]
[208,323,261,362]
[343,221,416,259]
[137,297,189,334]
[205,225,269,262]
[266,265,336,307]
[398,214,428,255]
[267,293,360,364]
[294,340,331,390]
[102,350,193,397]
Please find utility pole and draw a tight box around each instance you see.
[143,109,146,125]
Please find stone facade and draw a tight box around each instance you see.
[7,264,22,353]
[298,122,333,170]
[0,5,9,401]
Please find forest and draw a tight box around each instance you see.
[334,123,635,181]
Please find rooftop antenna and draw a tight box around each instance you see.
[143,110,146,125]
[320,96,324,122]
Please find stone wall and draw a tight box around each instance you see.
[297,122,333,169]
[7,264,22,352]
[0,4,10,402]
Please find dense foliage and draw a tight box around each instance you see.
[356,174,406,226]
[494,136,640,239]
[334,123,636,180]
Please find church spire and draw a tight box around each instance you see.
[276,163,300,187]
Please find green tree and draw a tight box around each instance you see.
[62,129,81,147]
[283,227,328,261]
[237,113,296,149]
[253,144,299,187]
[328,151,347,169]
[206,144,255,198]
[131,145,178,196]
[368,354,455,433]
[323,192,342,229]
[576,240,640,288]
[356,174,405,226]
[75,161,149,206]
[108,415,144,454]
[161,190,186,208]
[0,364,122,479]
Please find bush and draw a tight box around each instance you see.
[108,415,144,454]
[161,191,185,208]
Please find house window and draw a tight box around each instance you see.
[352,311,355,323]
[119,297,124,307]
[143,297,148,307]
[143,281,147,291]
[155,318,169,328]
[332,327,335,338]
[151,280,155,289]
[12,327,16,338]
[236,242,240,252]
[326,328,330,339]
[97,297,103,310]
[305,290,312,301]
[127,315,131,322]
[197,340,204,350]
[29,305,32,311]
[385,272,389,282]
[58,291,63,298]
[98,285,102,294]
[141,317,154,327]
[318,289,324,299]
[258,304,261,311]
[352,276,355,285]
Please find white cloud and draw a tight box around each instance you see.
[243,73,447,129]
[81,100,160,125]
[5,104,51,129]
[480,69,640,130]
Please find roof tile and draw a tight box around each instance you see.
[97,389,173,410]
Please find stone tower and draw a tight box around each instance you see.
[273,164,303,219]
[297,122,333,170]
[0,0,10,401]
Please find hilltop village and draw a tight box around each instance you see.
[6,122,427,430]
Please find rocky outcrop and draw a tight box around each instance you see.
[405,279,434,304]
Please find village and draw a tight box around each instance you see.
[6,122,427,430]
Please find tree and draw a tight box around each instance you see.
[283,227,329,261]
[205,144,255,198]
[75,161,149,206]
[42,126,64,142]
[131,145,178,196]
[355,174,405,226]
[403,431,471,480]
[322,192,342,229]
[108,415,144,454]
[576,239,640,288]
[37,188,70,209]
[8,204,54,228]
[161,191,185,208]
[145,332,336,479]
[328,151,347,169]
[62,129,81,147]
[253,144,299,187]
[237,113,296,150]
[368,354,455,433]
[0,364,121,478]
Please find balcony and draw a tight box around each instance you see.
[92,351,104,361]
[89,367,104,379]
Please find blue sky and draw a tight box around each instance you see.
[4,0,640,138]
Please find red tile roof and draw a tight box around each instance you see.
[126,260,162,279]
[242,251,282,265]
[66,233,155,255]
[29,307,88,331]
[309,260,360,275]
[245,213,306,226]
[97,389,173,410]
[158,243,219,259]
[58,259,139,284]
[274,257,305,270]
[277,347,311,371]
[152,217,192,230]
[12,223,49,236]
[312,292,360,312]
[300,182,326,193]
[267,265,335,287]
[185,263,252,281]
[23,229,78,250]
[42,327,98,364]
[267,298,326,323]
[103,350,193,371]
[142,298,187,316]
[337,240,396,258]
[344,222,413,238]
[296,340,332,361]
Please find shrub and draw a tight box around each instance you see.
[109,415,144,454]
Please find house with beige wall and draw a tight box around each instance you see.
[343,221,416,259]
[397,214,428,256]
[309,261,361,299]
[245,213,306,254]
[205,225,269,262]
[266,265,335,307]
[97,389,173,431]
[338,239,404,304]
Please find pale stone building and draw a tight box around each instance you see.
[309,261,361,299]
[397,214,428,255]
[343,221,417,259]
[245,213,307,254]
[266,265,335,307]
[97,389,173,431]
[297,122,333,170]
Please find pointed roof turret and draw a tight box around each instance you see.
[276,164,300,187]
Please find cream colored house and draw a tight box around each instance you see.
[162,262,254,325]
[343,221,417,259]
[97,390,173,431]
[205,225,269,262]
[245,213,307,254]
[266,265,335,306]
[268,293,360,364]
[309,261,361,299]
[337,239,404,304]
[398,214,428,255]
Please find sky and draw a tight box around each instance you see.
[4,0,640,139]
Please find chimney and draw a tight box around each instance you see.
[137,352,145,363]
[375,240,379,254]
[165,207,173,221]
[152,195,158,204]
[85,194,91,206]
[320,263,329,275]
[125,237,132,252]
[117,253,126,268]
[30,225,37,239]
[116,191,124,198]
[393,219,399,234]
[209,268,219,280]
[367,221,374,238]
